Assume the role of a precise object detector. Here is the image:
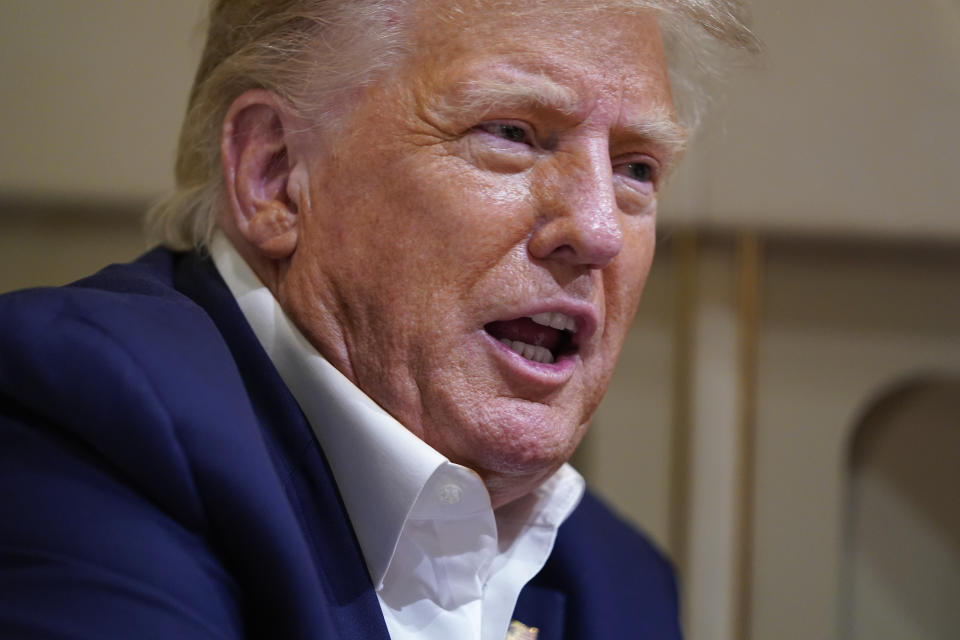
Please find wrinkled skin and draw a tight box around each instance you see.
[233,3,683,508]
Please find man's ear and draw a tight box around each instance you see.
[221,90,307,261]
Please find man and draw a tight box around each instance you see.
[0,1,756,638]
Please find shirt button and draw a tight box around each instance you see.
[438,483,463,505]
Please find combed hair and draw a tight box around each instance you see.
[146,0,759,250]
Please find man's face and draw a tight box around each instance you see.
[278,2,682,505]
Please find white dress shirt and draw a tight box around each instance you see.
[210,233,584,640]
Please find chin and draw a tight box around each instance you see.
[452,398,587,478]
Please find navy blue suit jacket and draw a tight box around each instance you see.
[0,249,682,639]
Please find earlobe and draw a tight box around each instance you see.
[221,89,304,262]
[247,201,298,260]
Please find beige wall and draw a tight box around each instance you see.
[0,204,144,292]
[664,0,960,239]
[0,1,202,201]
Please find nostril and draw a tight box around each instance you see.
[535,243,576,262]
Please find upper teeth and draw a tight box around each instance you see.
[530,311,577,333]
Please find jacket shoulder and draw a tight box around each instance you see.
[0,249,251,525]
[543,490,683,638]
[565,490,675,574]
[0,250,261,637]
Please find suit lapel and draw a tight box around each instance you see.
[512,584,567,640]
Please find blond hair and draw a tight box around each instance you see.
[146,0,759,250]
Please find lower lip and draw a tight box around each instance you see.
[482,331,578,386]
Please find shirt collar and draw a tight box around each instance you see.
[209,232,584,589]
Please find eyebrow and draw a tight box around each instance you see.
[621,110,689,161]
[454,74,582,116]
[438,72,689,160]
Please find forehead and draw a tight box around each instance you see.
[400,2,675,122]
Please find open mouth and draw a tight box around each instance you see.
[484,311,578,364]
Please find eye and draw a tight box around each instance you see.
[613,155,661,194]
[612,156,661,210]
[462,120,539,173]
[474,121,534,146]
[622,161,654,184]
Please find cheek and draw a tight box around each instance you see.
[397,159,535,266]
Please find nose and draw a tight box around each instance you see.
[527,147,623,270]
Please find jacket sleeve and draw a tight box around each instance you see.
[0,402,245,640]
[0,287,245,639]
